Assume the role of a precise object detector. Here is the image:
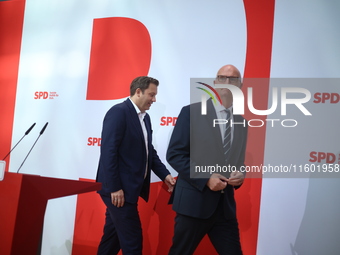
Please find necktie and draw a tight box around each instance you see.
[223,109,231,162]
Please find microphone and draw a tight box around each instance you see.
[40,122,48,135]
[17,122,49,174]
[2,123,36,160]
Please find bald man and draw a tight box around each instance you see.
[167,65,248,255]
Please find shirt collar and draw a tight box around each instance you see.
[129,98,146,118]
[214,101,233,113]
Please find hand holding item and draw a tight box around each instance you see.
[227,171,244,187]
[207,173,228,191]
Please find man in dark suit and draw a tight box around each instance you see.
[96,76,176,255]
[167,65,248,255]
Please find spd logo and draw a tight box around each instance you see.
[309,151,340,164]
[160,117,177,126]
[34,91,59,99]
[88,137,101,146]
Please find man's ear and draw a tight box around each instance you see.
[135,88,141,97]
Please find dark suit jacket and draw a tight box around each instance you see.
[167,99,248,219]
[96,98,169,204]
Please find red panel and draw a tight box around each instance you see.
[86,17,152,100]
[0,173,101,255]
[0,0,26,169]
[0,173,22,255]
[236,1,276,255]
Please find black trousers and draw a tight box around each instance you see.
[169,196,242,255]
[97,195,142,255]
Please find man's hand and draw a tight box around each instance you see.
[164,174,176,192]
[111,189,125,208]
[227,171,244,187]
[207,173,228,191]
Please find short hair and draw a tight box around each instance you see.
[130,76,159,96]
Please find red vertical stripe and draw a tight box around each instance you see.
[86,17,152,100]
[237,1,275,255]
[243,0,274,78]
[0,2,26,252]
[0,0,26,169]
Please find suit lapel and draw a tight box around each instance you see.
[143,114,152,144]
[143,114,153,170]
[206,99,224,149]
[125,99,146,145]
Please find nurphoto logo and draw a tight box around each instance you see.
[196,82,312,128]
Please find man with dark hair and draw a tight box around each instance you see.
[167,65,248,255]
[129,76,159,96]
[96,76,176,255]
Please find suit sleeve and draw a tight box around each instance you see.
[100,106,125,193]
[166,106,208,191]
[144,114,170,181]
[150,145,170,181]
